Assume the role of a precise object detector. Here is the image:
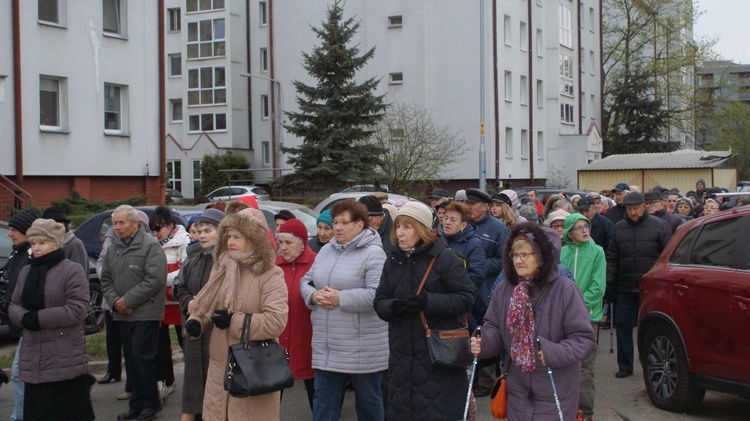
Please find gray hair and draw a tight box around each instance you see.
[113,205,138,222]
[276,232,304,246]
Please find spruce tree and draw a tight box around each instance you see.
[277,0,387,192]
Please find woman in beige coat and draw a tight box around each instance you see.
[184,209,288,421]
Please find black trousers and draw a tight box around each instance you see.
[104,310,122,376]
[120,320,160,411]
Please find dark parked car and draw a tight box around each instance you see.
[638,205,750,413]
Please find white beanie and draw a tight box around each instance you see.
[545,209,571,227]
[397,201,434,230]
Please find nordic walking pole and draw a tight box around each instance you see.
[609,301,614,354]
[464,326,481,421]
[538,338,564,421]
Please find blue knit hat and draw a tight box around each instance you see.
[316,209,333,228]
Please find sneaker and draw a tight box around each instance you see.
[117,391,132,400]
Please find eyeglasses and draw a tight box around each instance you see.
[570,225,590,232]
[509,252,536,261]
[550,223,564,229]
[150,225,163,232]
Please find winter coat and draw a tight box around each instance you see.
[10,259,89,384]
[0,242,32,337]
[561,214,606,323]
[376,211,395,256]
[589,213,614,254]
[441,224,487,290]
[101,227,168,322]
[479,223,596,421]
[62,231,89,275]
[276,246,316,380]
[374,237,475,421]
[606,213,671,294]
[653,209,683,233]
[162,225,190,325]
[307,236,328,254]
[604,203,627,225]
[473,211,510,305]
[299,227,388,373]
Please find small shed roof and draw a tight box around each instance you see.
[579,150,734,171]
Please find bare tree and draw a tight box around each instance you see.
[371,103,465,194]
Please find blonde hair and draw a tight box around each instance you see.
[498,202,517,229]
[26,234,61,247]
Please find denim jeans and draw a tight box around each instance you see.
[313,370,383,421]
[615,292,639,372]
[11,337,23,421]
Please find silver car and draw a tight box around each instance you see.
[206,185,271,202]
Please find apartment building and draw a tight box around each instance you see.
[695,61,750,149]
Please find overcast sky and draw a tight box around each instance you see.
[693,0,750,64]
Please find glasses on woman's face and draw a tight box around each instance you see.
[509,252,536,261]
[550,223,564,230]
[569,225,590,232]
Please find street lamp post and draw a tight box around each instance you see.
[240,72,283,178]
[479,0,487,192]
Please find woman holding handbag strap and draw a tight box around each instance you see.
[374,201,475,421]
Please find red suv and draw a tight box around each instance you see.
[638,205,750,412]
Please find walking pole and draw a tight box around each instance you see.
[609,301,614,354]
[538,338,564,421]
[464,327,481,421]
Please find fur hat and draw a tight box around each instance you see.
[214,213,275,275]
[8,208,39,235]
[396,201,433,230]
[503,222,558,286]
[42,206,71,223]
[237,208,269,230]
[277,218,308,247]
[26,219,66,244]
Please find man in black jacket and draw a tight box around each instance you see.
[605,182,630,225]
[644,192,683,233]
[606,193,671,378]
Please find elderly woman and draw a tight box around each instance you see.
[675,197,695,221]
[441,201,487,292]
[702,198,721,216]
[544,209,571,241]
[183,208,288,420]
[308,210,333,253]
[374,201,475,420]
[173,209,225,421]
[9,219,94,420]
[470,222,596,420]
[276,219,317,411]
[299,199,388,421]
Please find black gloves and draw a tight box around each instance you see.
[211,309,233,329]
[414,293,428,311]
[184,319,201,337]
[605,287,617,304]
[391,296,425,318]
[21,311,41,331]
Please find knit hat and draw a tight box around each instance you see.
[26,219,66,244]
[358,195,384,216]
[455,190,467,202]
[194,209,226,227]
[675,197,693,212]
[277,218,308,247]
[397,201,433,230]
[316,210,333,228]
[500,189,519,210]
[42,206,71,223]
[696,179,706,187]
[274,210,296,222]
[8,208,39,235]
[136,210,150,228]
[545,209,570,227]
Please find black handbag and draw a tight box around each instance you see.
[224,314,295,398]
[417,256,473,367]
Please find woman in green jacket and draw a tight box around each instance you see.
[560,212,606,420]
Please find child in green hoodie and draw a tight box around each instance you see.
[560,213,606,421]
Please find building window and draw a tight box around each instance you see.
[389,73,404,84]
[170,99,183,122]
[581,50,586,74]
[581,90,586,117]
[559,4,573,49]
[561,103,575,124]
[188,113,227,132]
[536,29,543,57]
[520,75,528,105]
[187,66,226,106]
[192,159,202,193]
[168,8,181,32]
[388,15,402,28]
[589,7,595,32]
[260,48,268,73]
[186,0,225,13]
[590,94,596,119]
[504,71,512,101]
[169,54,181,77]
[103,0,126,37]
[520,21,528,51]
[259,1,267,26]
[187,19,226,59]
[537,131,544,159]
[104,83,128,132]
[590,50,596,74]
[536,79,543,108]
[536,0,543,6]
[521,129,529,159]
[504,15,511,45]
[261,141,270,165]
[261,94,269,119]
[40,76,66,129]
[560,54,574,96]
[166,160,182,192]
[505,127,513,158]
[38,0,66,25]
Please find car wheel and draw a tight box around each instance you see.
[643,324,705,412]
[84,282,105,335]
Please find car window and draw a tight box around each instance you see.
[670,228,698,264]
[252,188,269,196]
[688,217,748,269]
[97,217,113,243]
[0,226,12,258]
[231,187,246,196]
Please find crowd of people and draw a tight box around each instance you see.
[0,178,745,421]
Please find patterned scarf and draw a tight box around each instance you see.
[506,279,536,372]
[187,250,260,320]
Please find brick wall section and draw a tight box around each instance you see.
[10,176,163,208]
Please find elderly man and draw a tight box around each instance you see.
[428,188,450,211]
[359,195,394,255]
[644,192,683,233]
[102,205,167,421]
[606,193,671,378]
